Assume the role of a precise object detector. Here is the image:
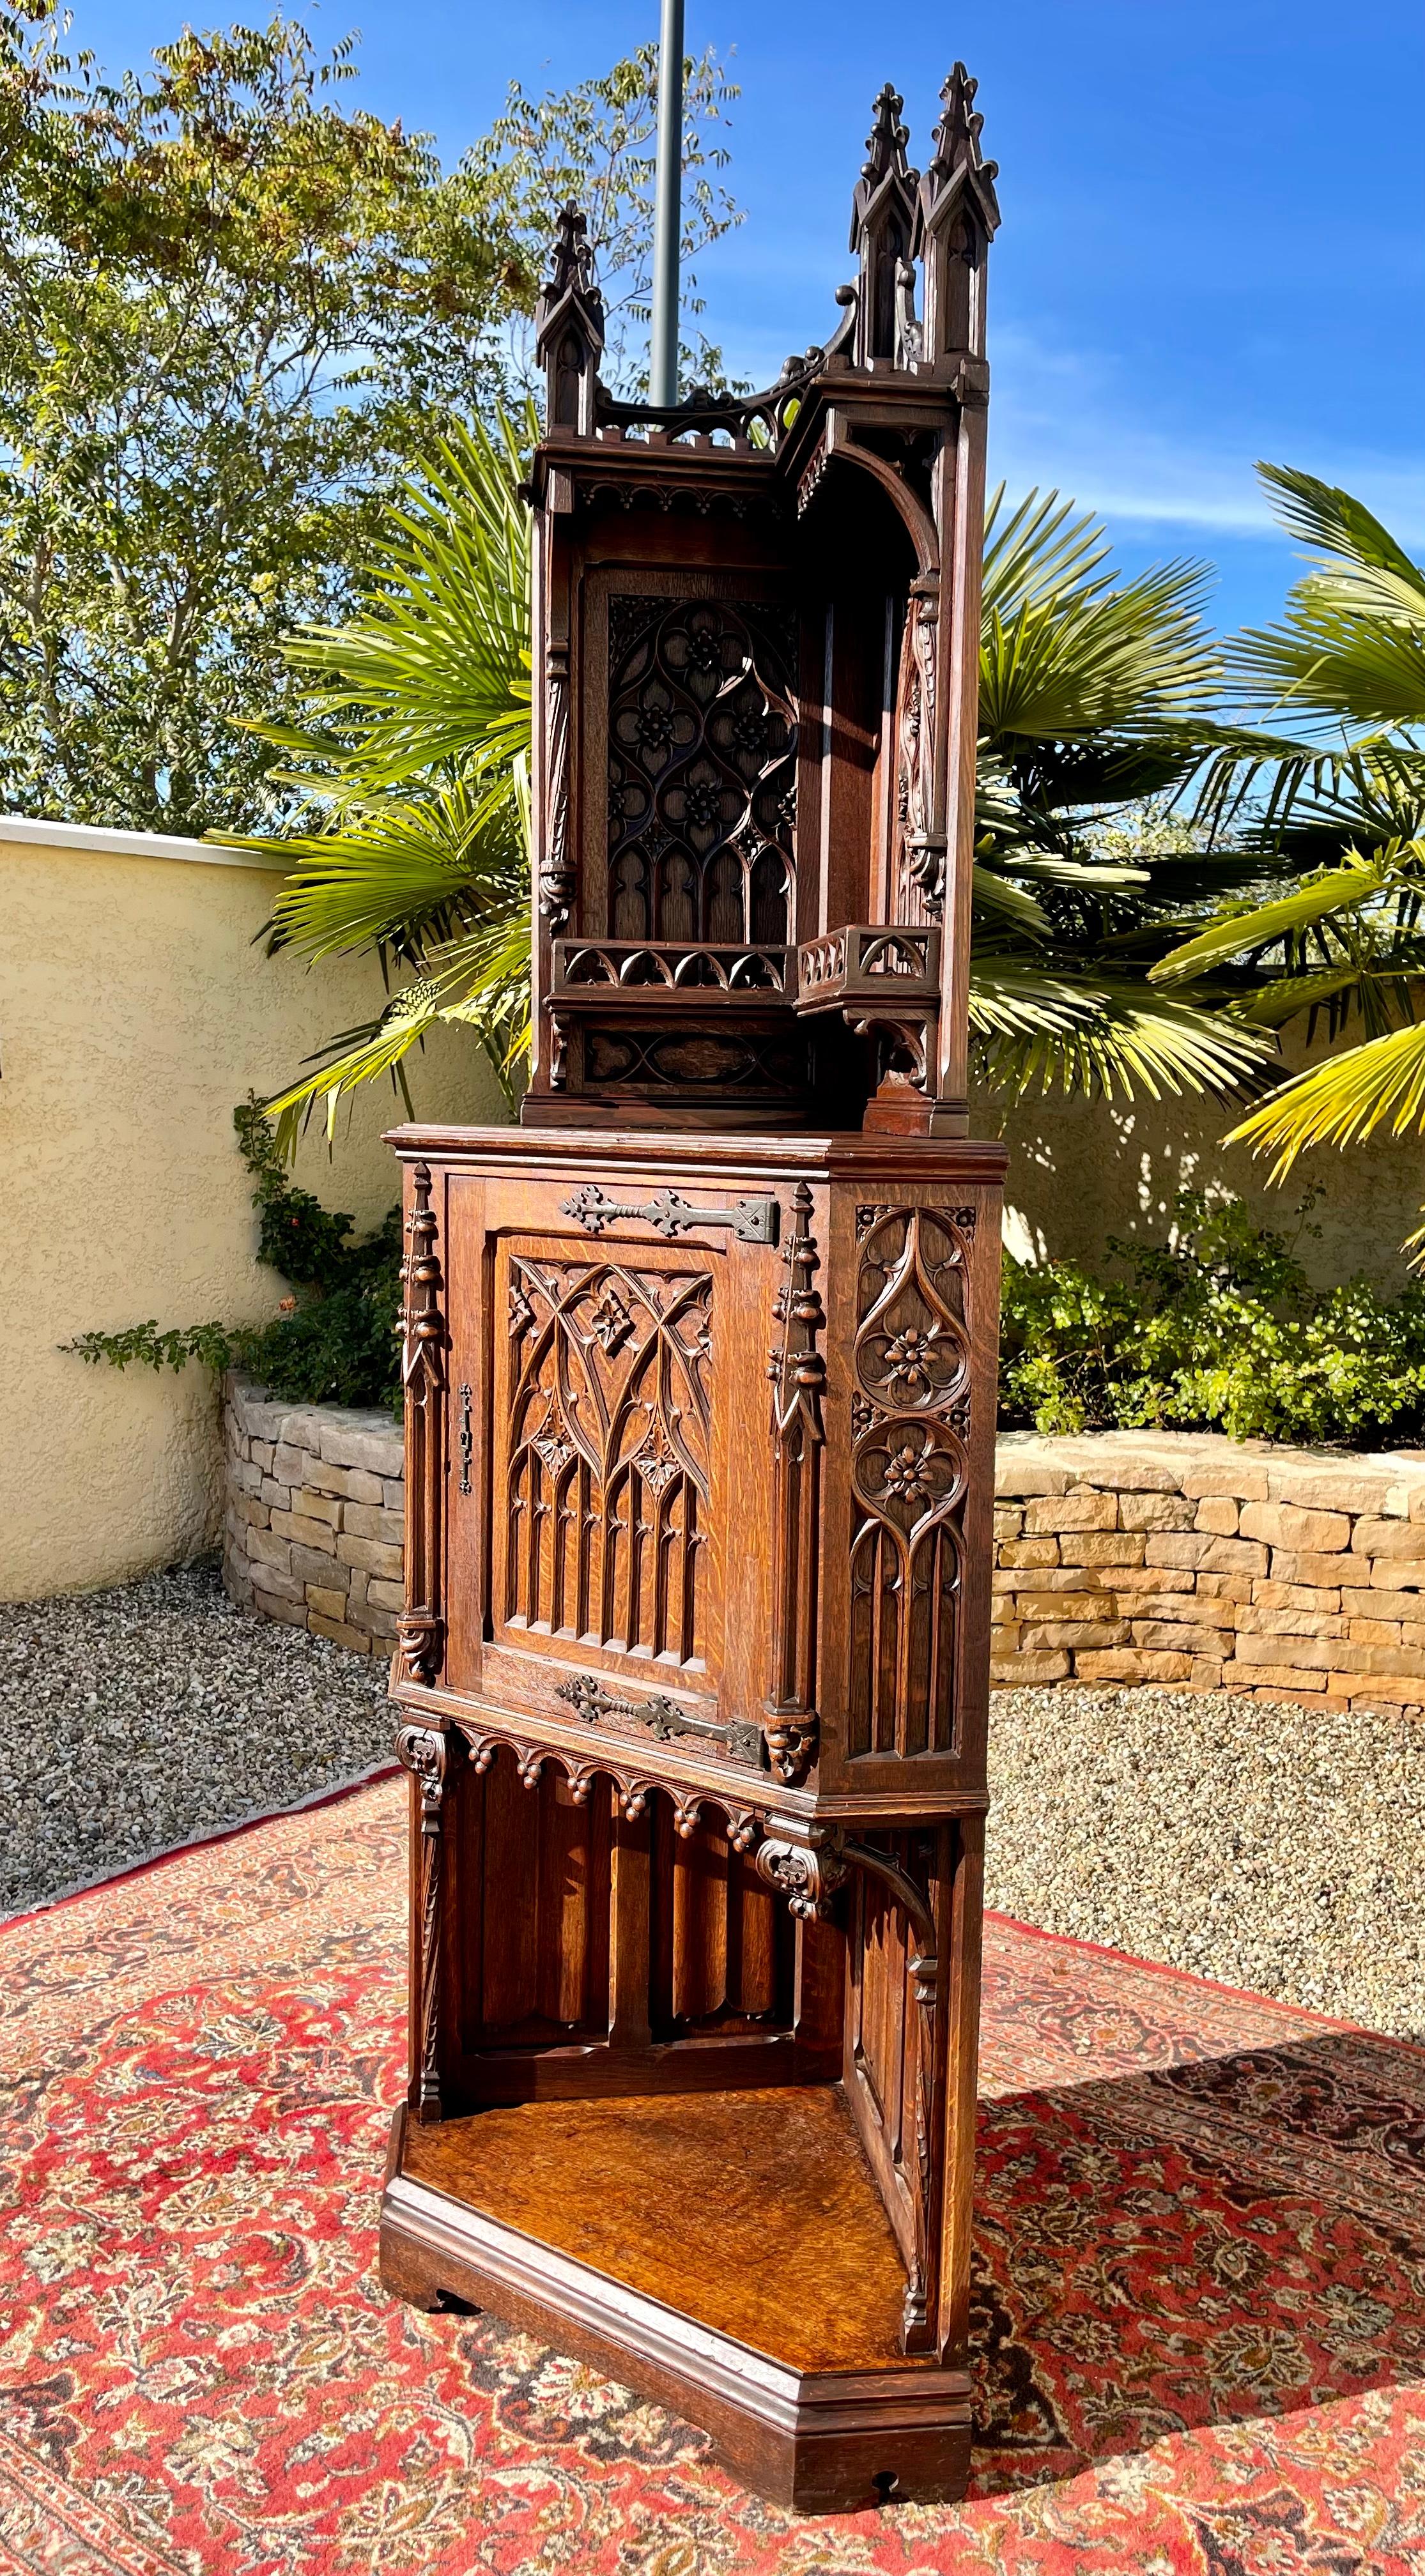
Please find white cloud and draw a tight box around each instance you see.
[988,325,1425,548]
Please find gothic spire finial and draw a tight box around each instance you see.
[925,63,1000,217]
[849,82,920,367]
[914,61,1000,364]
[860,84,913,191]
[534,204,606,435]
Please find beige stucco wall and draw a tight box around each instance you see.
[0,820,507,1602]
[978,1028,1425,1289]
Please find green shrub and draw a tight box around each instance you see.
[74,1149,1425,1455]
[1000,1191,1425,1448]
[66,1101,403,1414]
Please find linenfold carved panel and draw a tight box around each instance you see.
[606,595,797,946]
[849,1206,973,1756]
[499,1250,713,1666]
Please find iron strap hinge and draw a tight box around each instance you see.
[559,1184,779,1245]
[555,1674,765,1767]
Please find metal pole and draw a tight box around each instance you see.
[649,0,686,407]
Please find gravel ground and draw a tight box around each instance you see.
[986,1683,1425,2041]
[0,1558,394,1917]
[4,1572,1421,2041]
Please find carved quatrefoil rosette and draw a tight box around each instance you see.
[854,1420,964,1532]
[854,1208,970,1413]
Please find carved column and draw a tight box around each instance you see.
[394,1722,451,2123]
[538,647,574,932]
[397,1162,446,1689]
[913,65,1001,1127]
[764,1181,825,1785]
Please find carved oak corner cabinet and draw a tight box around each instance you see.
[380,67,1008,2515]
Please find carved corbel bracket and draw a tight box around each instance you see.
[845,1002,934,1089]
[396,1611,444,1692]
[762,1715,820,1786]
[754,1824,850,1923]
[395,1719,449,1823]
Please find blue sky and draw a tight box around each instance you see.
[77,0,1424,638]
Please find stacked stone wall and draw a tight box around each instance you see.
[220,1376,404,1655]
[994,1430,1425,1715]
[221,1384,1425,1710]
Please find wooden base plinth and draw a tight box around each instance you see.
[380,2086,972,2513]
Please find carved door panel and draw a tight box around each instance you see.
[442,1167,789,1775]
[845,1826,949,2353]
[491,1231,721,1678]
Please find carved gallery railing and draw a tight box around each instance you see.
[551,940,793,1000]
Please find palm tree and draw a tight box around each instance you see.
[237,430,1267,1149]
[226,404,537,1154]
[969,486,1267,1101]
[1149,467,1425,1243]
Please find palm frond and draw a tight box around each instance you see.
[255,771,525,964]
[270,406,535,795]
[1227,966,1367,1027]
[971,957,1272,1102]
[979,487,1218,749]
[1226,1018,1425,1177]
[982,486,1113,618]
[967,954,1100,1040]
[264,902,532,1158]
[971,862,1051,937]
[1259,463,1425,605]
[1228,464,1425,731]
[1150,856,1387,983]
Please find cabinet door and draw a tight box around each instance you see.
[442,1164,790,1775]
[492,1229,721,1676]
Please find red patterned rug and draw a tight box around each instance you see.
[2,1776,1423,2574]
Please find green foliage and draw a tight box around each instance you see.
[1147,466,1425,1241]
[0,7,527,832]
[967,489,1274,1107]
[473,45,741,394]
[1000,1192,1425,1449]
[65,1099,403,1412]
[236,411,535,1151]
[0,8,740,835]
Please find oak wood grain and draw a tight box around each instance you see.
[402,2083,910,2372]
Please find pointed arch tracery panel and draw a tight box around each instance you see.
[495,1242,716,1671]
[605,595,798,946]
[847,1204,975,1758]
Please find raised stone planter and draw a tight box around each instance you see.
[221,1374,404,1656]
[993,1428,1425,1713]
